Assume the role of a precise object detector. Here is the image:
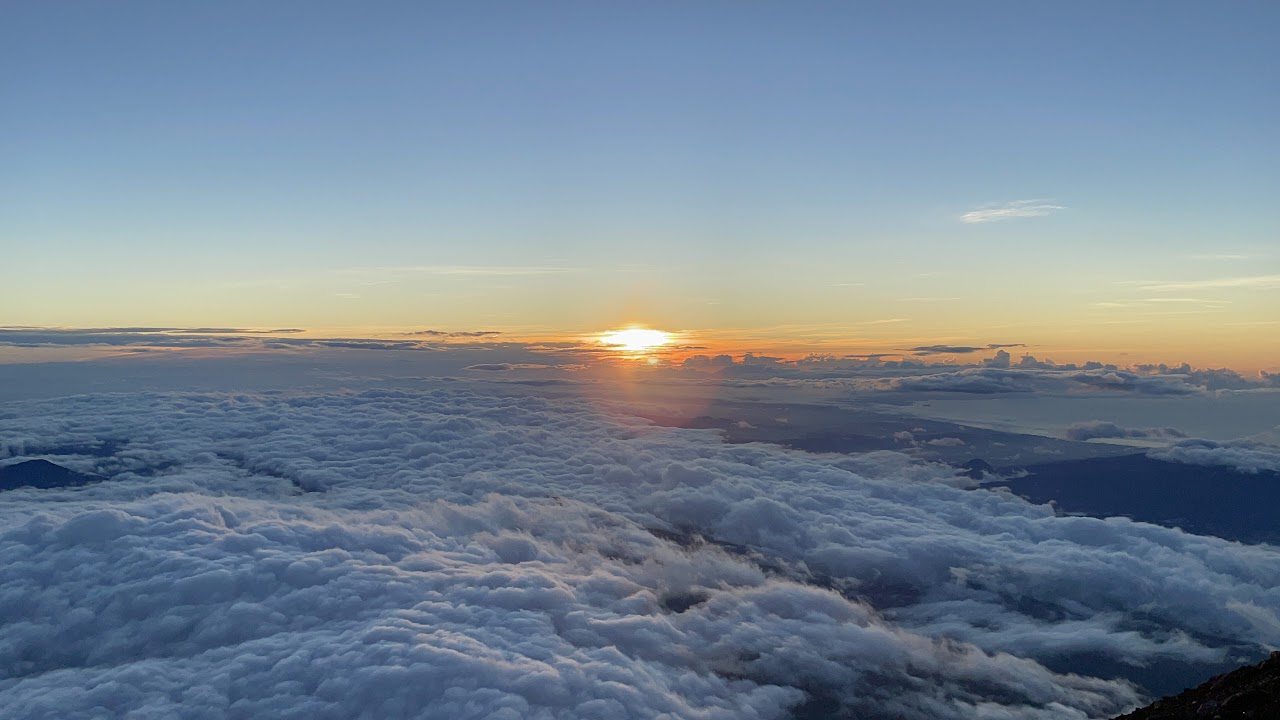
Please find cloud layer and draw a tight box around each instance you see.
[2,387,1278,718]
[1065,420,1187,442]
[1151,438,1280,474]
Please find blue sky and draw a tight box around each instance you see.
[3,1,1277,366]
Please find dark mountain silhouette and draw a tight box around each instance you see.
[988,454,1280,545]
[0,459,104,491]
[960,458,995,481]
[1113,651,1280,719]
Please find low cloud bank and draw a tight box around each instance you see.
[1066,421,1188,442]
[682,351,1280,397]
[1151,438,1280,474]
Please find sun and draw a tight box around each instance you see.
[598,327,672,353]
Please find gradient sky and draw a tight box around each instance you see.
[3,1,1277,368]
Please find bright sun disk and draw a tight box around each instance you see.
[599,328,671,352]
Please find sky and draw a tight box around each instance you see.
[3,1,1278,369]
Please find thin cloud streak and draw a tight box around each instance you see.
[1139,275,1280,291]
[961,199,1065,224]
[338,265,576,277]
[223,264,580,291]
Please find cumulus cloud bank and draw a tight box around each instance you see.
[1066,421,1188,442]
[2,387,1279,719]
[1151,438,1280,474]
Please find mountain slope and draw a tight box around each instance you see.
[1113,651,1280,719]
[0,459,103,491]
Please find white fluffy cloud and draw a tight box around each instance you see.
[1066,421,1187,442]
[2,388,1278,719]
[1150,438,1280,474]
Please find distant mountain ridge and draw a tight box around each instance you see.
[0,459,104,491]
[1113,651,1280,719]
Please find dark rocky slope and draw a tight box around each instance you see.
[1113,652,1280,719]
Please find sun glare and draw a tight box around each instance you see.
[599,328,671,353]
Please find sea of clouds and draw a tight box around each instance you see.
[2,385,1279,719]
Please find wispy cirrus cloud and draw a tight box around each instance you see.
[225,264,577,290]
[404,329,504,338]
[1138,274,1280,292]
[961,199,1065,224]
[1187,253,1249,261]
[337,265,575,278]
